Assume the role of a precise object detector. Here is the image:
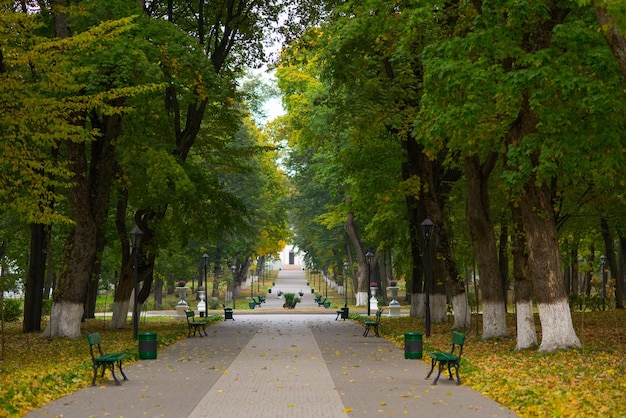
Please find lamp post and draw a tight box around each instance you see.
[601,255,607,311]
[250,269,254,298]
[130,226,143,340]
[421,219,434,337]
[578,257,584,310]
[366,251,373,316]
[202,253,209,317]
[231,265,237,309]
[343,262,349,308]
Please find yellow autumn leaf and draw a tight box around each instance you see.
[343,407,353,413]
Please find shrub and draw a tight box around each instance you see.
[2,298,22,322]
[283,293,301,309]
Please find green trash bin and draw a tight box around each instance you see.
[404,332,423,359]
[138,332,157,360]
[249,301,255,309]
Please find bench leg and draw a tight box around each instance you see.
[454,363,461,385]
[363,326,370,337]
[374,325,380,337]
[91,365,99,386]
[117,359,129,382]
[425,358,437,380]
[201,326,208,337]
[108,363,122,386]
[432,361,446,385]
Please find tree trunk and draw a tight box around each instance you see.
[511,203,537,350]
[594,6,626,80]
[344,211,369,307]
[23,223,48,333]
[464,155,507,339]
[521,182,580,352]
[600,217,624,308]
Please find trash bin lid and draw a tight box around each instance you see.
[138,332,157,336]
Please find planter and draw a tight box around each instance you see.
[370,287,377,297]
[175,287,189,307]
[388,286,399,305]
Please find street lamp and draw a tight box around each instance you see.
[202,253,209,317]
[601,255,607,311]
[130,226,143,340]
[421,218,434,337]
[231,265,237,309]
[343,262,349,308]
[578,257,584,310]
[366,251,374,316]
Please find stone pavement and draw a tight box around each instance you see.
[25,269,518,418]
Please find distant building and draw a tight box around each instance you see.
[276,244,304,270]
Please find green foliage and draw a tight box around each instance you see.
[282,292,301,308]
[2,298,22,322]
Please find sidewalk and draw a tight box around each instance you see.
[25,270,517,418]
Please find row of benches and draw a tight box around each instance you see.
[87,304,465,388]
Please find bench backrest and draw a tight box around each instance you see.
[375,309,383,323]
[185,310,196,323]
[450,331,465,359]
[87,332,104,359]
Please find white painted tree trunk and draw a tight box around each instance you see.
[110,299,131,329]
[516,300,537,350]
[482,301,508,339]
[356,291,368,306]
[452,293,471,329]
[537,299,580,352]
[430,293,448,323]
[41,302,84,339]
[410,293,424,317]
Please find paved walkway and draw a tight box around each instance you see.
[25,269,517,418]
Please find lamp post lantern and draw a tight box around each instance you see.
[421,219,434,337]
[202,253,209,317]
[601,255,607,311]
[366,251,373,316]
[130,226,143,340]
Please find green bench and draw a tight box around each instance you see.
[251,296,263,306]
[335,306,349,320]
[315,295,331,308]
[363,309,383,337]
[87,332,128,386]
[426,331,465,385]
[186,310,208,337]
